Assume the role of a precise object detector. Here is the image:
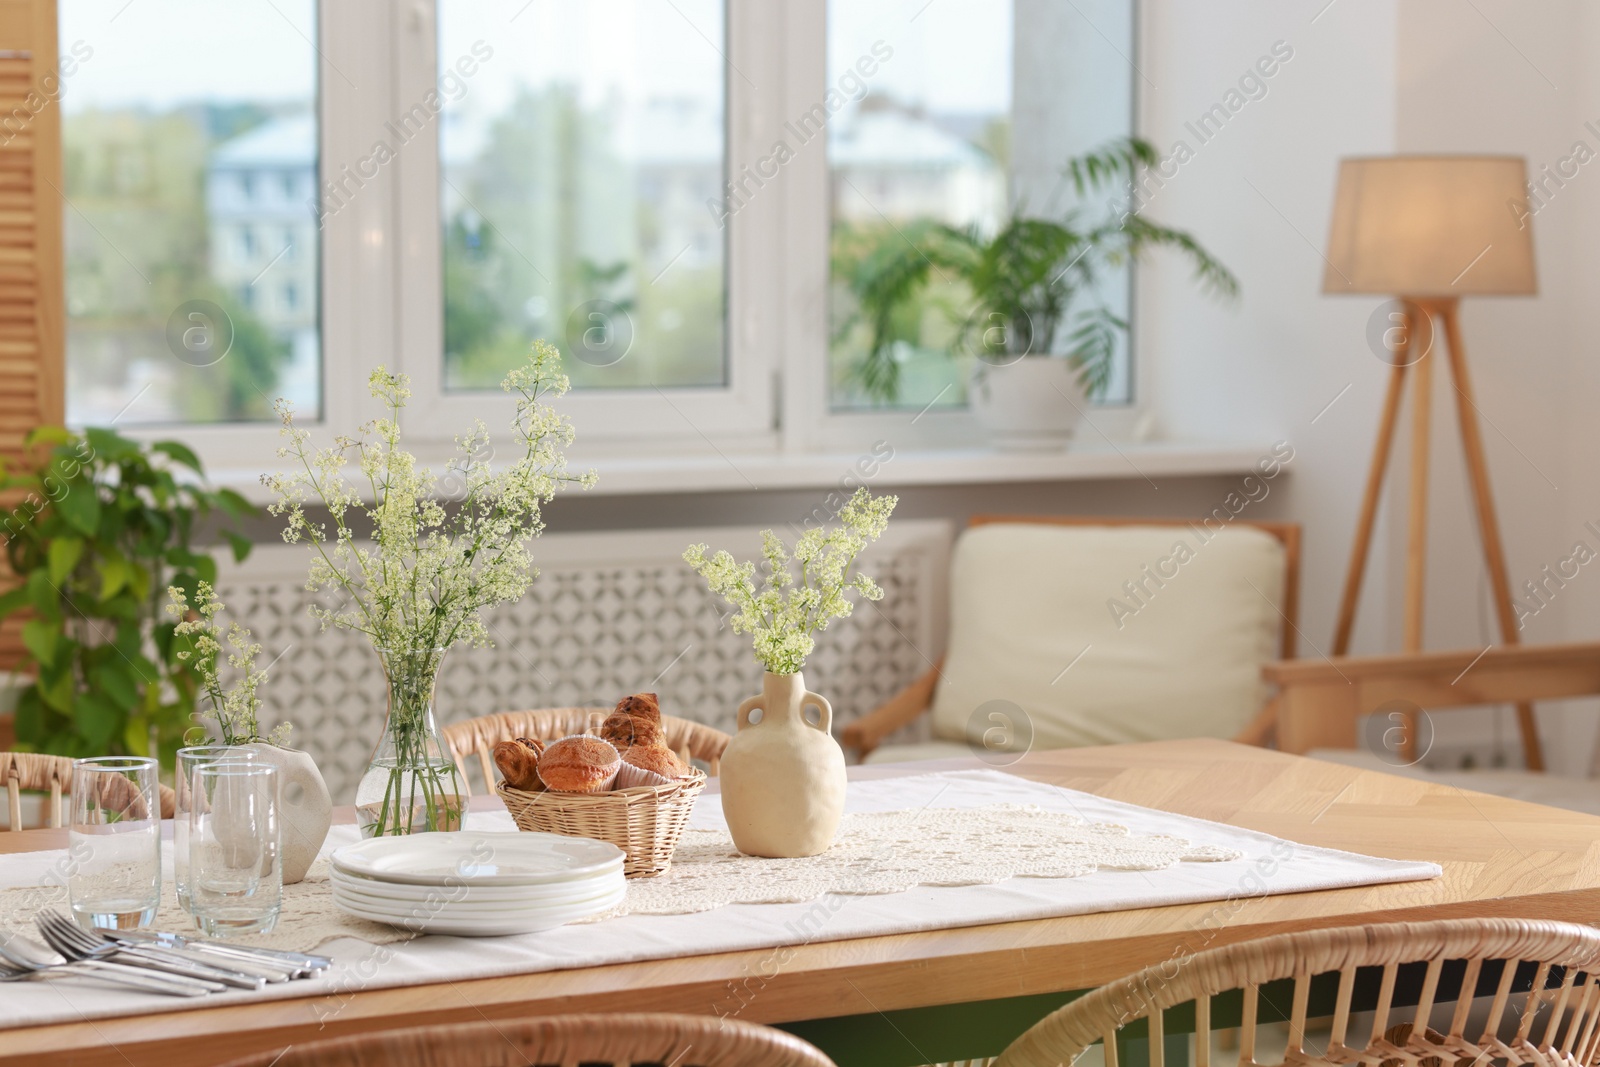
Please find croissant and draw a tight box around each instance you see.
[600,692,664,749]
[493,737,545,791]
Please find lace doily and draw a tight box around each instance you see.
[0,857,414,954]
[2,805,1239,948]
[599,803,1240,917]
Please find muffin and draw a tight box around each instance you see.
[624,742,690,780]
[613,761,675,789]
[536,735,622,793]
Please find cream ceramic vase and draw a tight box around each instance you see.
[720,671,847,858]
[243,743,332,885]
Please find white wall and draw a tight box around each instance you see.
[1138,0,1400,660]
[1139,0,1600,773]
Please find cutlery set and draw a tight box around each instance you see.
[0,910,329,997]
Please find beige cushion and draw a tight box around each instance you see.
[1308,747,1600,816]
[928,523,1285,751]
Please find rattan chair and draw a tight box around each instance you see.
[2,751,176,830]
[217,1013,834,1067]
[995,918,1600,1067]
[442,707,732,795]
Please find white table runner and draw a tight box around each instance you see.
[0,768,1440,1030]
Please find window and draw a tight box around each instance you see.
[436,1,727,393]
[61,0,321,427]
[827,0,1135,413]
[62,2,1136,457]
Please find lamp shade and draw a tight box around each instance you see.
[1322,155,1536,296]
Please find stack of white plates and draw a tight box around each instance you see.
[329,830,626,936]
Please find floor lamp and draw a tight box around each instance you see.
[1322,155,1542,768]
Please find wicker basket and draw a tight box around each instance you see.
[495,769,707,878]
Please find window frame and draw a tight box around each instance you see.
[76,0,1146,471]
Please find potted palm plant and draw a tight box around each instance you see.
[834,138,1238,448]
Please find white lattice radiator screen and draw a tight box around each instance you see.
[219,521,952,800]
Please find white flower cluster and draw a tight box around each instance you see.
[684,487,897,675]
[166,582,290,747]
[262,340,594,696]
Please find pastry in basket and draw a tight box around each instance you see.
[537,735,622,793]
[493,737,546,791]
[614,741,692,788]
[600,691,693,787]
[599,692,664,749]
[627,742,690,778]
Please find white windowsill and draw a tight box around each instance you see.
[212,440,1276,504]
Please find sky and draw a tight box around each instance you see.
[60,0,317,110]
[828,0,1012,115]
[442,0,725,117]
[57,0,1018,117]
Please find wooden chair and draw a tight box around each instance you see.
[995,917,1600,1067]
[1267,641,1600,759]
[216,1013,835,1067]
[841,515,1302,761]
[443,708,733,796]
[2,751,177,830]
[1264,641,1600,810]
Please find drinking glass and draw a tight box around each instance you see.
[188,761,282,936]
[174,745,256,912]
[69,756,161,930]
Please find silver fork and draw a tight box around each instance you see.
[34,912,263,990]
[0,931,216,997]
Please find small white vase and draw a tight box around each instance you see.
[969,356,1087,451]
[719,671,847,858]
[243,743,331,885]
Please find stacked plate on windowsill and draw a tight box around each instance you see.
[329,830,627,936]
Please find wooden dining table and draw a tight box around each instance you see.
[4,738,1600,1067]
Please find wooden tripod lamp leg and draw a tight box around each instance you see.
[1404,307,1434,657]
[1398,301,1434,765]
[1332,319,1414,657]
[1439,300,1546,772]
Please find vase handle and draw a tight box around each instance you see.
[802,691,833,735]
[736,694,763,733]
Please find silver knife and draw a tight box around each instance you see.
[103,943,271,989]
[70,958,227,995]
[112,929,332,974]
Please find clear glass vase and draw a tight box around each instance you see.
[354,646,466,837]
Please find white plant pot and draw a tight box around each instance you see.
[969,356,1087,451]
[243,743,332,885]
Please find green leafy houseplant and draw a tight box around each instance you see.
[833,137,1240,403]
[0,427,254,759]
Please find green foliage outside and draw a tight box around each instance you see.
[64,106,295,421]
[0,428,254,760]
[442,84,724,392]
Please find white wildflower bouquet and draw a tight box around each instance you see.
[263,339,593,835]
[166,581,289,747]
[685,488,897,675]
